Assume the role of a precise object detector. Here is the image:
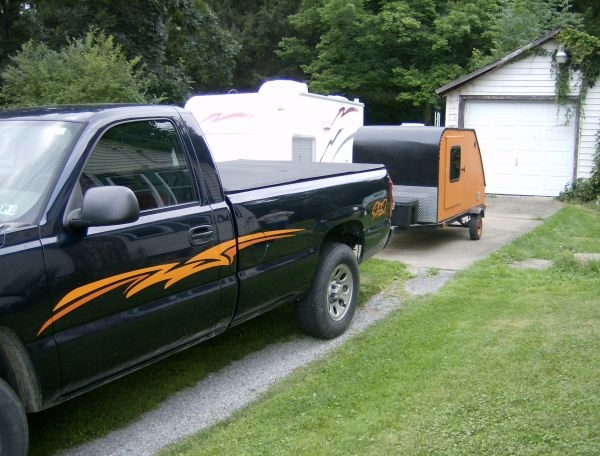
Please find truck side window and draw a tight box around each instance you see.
[81,120,197,210]
[449,146,461,182]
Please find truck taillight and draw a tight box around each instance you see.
[387,175,394,218]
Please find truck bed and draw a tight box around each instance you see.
[217,160,385,193]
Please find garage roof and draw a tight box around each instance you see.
[435,28,561,98]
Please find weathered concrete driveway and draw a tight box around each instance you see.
[376,195,563,294]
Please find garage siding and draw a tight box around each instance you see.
[578,83,600,178]
[452,44,580,98]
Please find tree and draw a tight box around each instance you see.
[0,0,35,65]
[280,0,585,124]
[279,0,493,123]
[572,0,600,37]
[0,31,150,107]
[29,0,239,102]
[279,0,402,123]
[164,0,240,95]
[471,0,583,67]
[207,0,301,90]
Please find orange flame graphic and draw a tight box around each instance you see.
[37,229,303,336]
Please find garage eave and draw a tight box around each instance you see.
[435,28,562,98]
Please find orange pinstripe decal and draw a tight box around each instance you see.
[37,229,304,336]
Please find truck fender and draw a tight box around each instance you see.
[323,221,364,260]
[0,329,42,413]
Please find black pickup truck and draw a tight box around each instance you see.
[0,104,392,454]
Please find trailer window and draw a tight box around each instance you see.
[449,146,461,182]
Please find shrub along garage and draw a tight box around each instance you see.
[436,28,600,197]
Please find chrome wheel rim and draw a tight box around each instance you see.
[326,264,354,321]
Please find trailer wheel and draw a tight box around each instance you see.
[0,378,28,456]
[295,242,359,339]
[469,214,483,240]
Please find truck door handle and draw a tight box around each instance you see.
[189,225,215,246]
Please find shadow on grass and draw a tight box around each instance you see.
[28,304,299,456]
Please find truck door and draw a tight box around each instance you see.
[40,118,236,390]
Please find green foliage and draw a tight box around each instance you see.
[558,132,600,202]
[573,0,600,37]
[23,0,240,103]
[558,177,599,202]
[0,1,595,119]
[207,0,302,90]
[553,28,600,113]
[164,0,240,95]
[0,1,36,66]
[279,0,585,124]
[31,0,169,64]
[0,31,149,107]
[279,0,455,123]
[556,28,600,97]
[469,0,582,68]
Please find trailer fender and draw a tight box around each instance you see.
[468,206,485,218]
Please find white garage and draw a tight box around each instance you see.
[436,29,599,197]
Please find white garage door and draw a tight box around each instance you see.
[464,99,576,196]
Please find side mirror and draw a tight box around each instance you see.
[67,186,140,229]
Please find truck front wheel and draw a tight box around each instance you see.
[295,242,359,339]
[0,377,28,456]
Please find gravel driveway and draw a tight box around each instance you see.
[58,195,561,456]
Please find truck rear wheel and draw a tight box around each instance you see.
[295,242,359,339]
[0,378,28,456]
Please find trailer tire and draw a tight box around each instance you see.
[295,242,359,339]
[469,214,483,240]
[0,378,28,456]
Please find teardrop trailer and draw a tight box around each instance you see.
[353,126,486,240]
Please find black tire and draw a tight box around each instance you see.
[0,378,28,456]
[295,242,359,339]
[469,214,483,240]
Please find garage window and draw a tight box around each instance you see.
[449,146,461,182]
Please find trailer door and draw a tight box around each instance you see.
[440,136,463,214]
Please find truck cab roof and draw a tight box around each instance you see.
[0,104,183,122]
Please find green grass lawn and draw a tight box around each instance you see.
[159,204,600,455]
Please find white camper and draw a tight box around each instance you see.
[184,80,364,163]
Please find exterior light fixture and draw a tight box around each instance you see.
[555,46,568,64]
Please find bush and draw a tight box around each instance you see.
[0,31,150,107]
[558,135,600,203]
[558,177,599,202]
